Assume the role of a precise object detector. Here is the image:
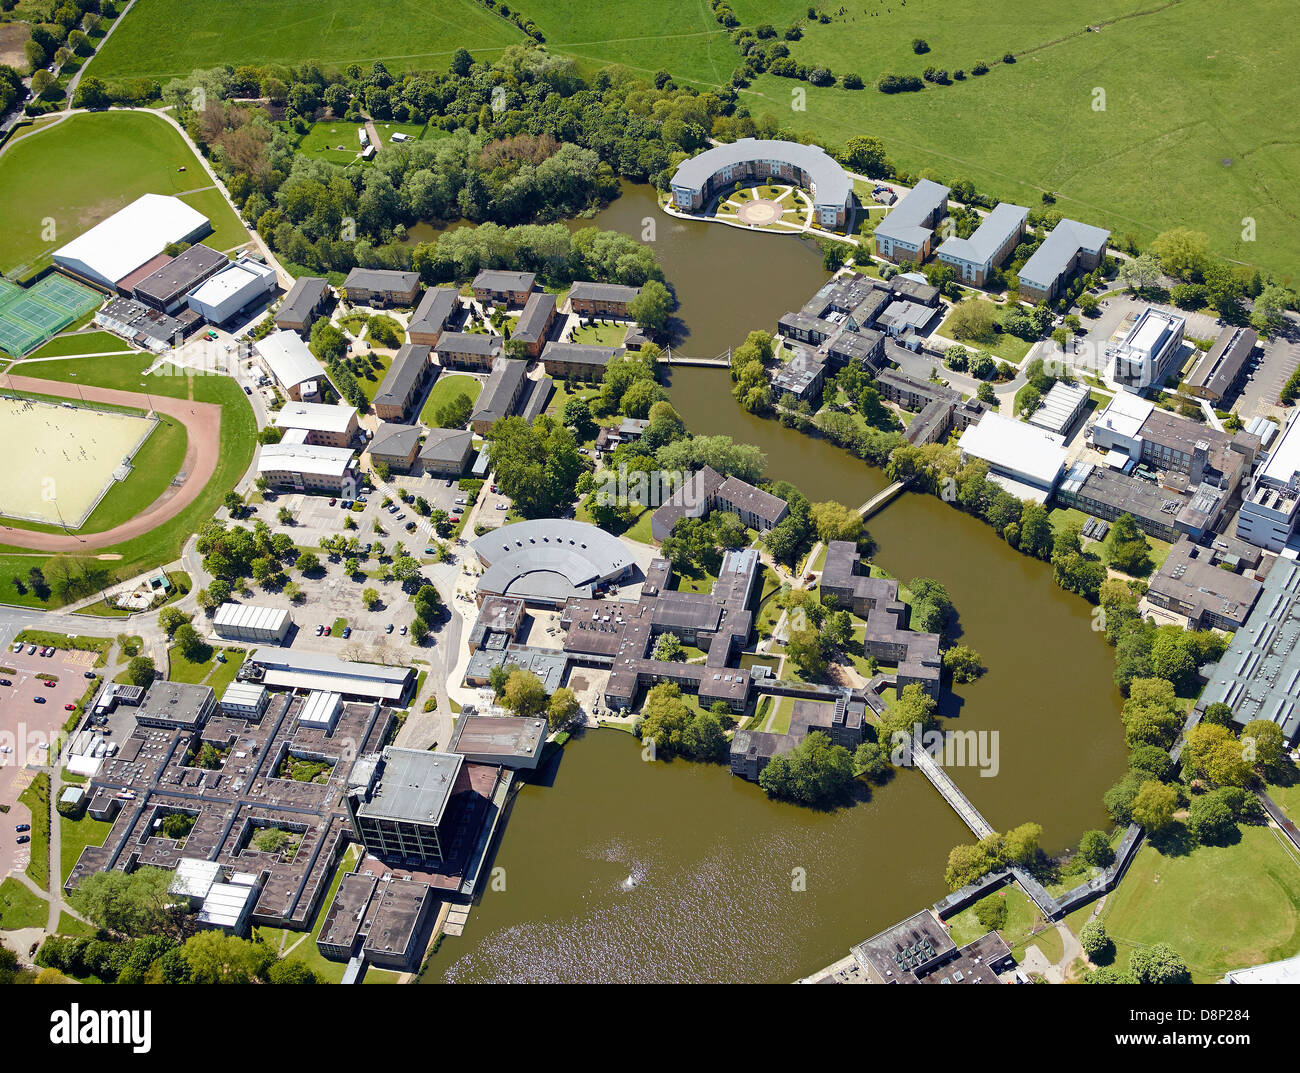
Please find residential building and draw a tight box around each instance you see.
[255,330,327,401]
[256,442,359,495]
[649,465,788,541]
[407,287,460,346]
[511,291,557,357]
[1185,326,1258,403]
[435,331,502,371]
[342,268,421,307]
[935,202,1028,285]
[368,422,423,472]
[274,276,330,335]
[1142,538,1262,631]
[471,269,536,308]
[271,401,359,448]
[1112,307,1186,391]
[131,244,228,313]
[1238,409,1300,551]
[873,179,950,264]
[958,412,1068,501]
[568,281,642,317]
[541,340,624,380]
[469,356,530,434]
[373,342,434,421]
[418,427,474,476]
[1016,218,1110,303]
[187,254,277,325]
[669,138,853,227]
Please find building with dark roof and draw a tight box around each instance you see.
[417,427,474,476]
[649,466,788,542]
[1185,325,1258,404]
[730,696,868,780]
[346,746,464,862]
[568,281,642,316]
[1143,537,1263,631]
[447,714,547,771]
[373,343,434,421]
[95,297,201,353]
[407,287,460,346]
[274,276,330,335]
[469,357,530,434]
[471,270,536,308]
[343,268,420,308]
[852,909,1013,984]
[132,244,228,313]
[541,340,624,380]
[1055,461,1228,543]
[368,422,423,472]
[436,331,502,371]
[511,291,557,357]
[471,518,635,607]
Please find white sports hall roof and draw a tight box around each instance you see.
[53,193,210,289]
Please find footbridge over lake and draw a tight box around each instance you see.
[660,346,732,367]
[857,478,911,519]
[909,745,996,840]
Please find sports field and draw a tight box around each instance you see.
[0,111,249,278]
[0,395,156,528]
[0,274,102,356]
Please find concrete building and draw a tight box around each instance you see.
[1016,218,1110,303]
[131,244,228,313]
[471,270,536,308]
[417,427,474,477]
[317,871,435,971]
[541,340,623,380]
[730,696,868,781]
[851,909,1013,985]
[470,356,529,434]
[342,268,420,307]
[213,602,292,644]
[346,747,464,862]
[935,202,1028,285]
[1142,538,1262,631]
[407,287,460,346]
[95,298,200,352]
[368,422,423,472]
[1090,391,1257,483]
[1185,325,1258,404]
[873,179,950,264]
[255,330,327,400]
[1112,307,1186,391]
[256,442,358,494]
[770,353,825,403]
[1238,409,1300,551]
[447,714,547,771]
[650,465,788,542]
[53,193,212,291]
[957,412,1068,501]
[219,681,270,719]
[568,281,642,317]
[1056,461,1228,542]
[1026,380,1090,437]
[1199,557,1300,742]
[373,342,434,421]
[242,648,415,704]
[274,276,330,335]
[271,401,359,448]
[511,291,557,357]
[134,681,216,732]
[669,138,853,227]
[470,518,635,607]
[187,255,277,324]
[435,331,502,371]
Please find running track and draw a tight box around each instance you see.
[0,375,223,552]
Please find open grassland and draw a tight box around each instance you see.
[88,0,527,80]
[0,111,248,277]
[741,0,1300,279]
[0,355,256,608]
[1100,824,1300,982]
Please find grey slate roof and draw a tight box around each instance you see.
[472,269,535,293]
[1018,218,1111,288]
[936,202,1028,268]
[874,179,950,247]
[670,138,852,209]
[344,267,419,293]
[568,281,641,305]
[275,276,329,326]
[541,341,623,368]
[370,421,422,458]
[418,427,473,464]
[408,287,459,335]
[471,357,528,427]
[436,331,502,357]
[373,343,430,409]
[513,291,556,342]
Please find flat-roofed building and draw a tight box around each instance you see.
[472,269,536,308]
[342,268,420,308]
[1017,218,1110,303]
[373,342,433,421]
[568,281,642,317]
[1056,461,1226,542]
[132,244,228,313]
[873,179,950,264]
[95,297,200,353]
[957,412,1067,501]
[135,681,216,732]
[346,747,464,862]
[1186,325,1258,404]
[368,421,422,472]
[730,696,869,781]
[935,202,1028,285]
[1238,409,1300,551]
[317,871,435,971]
[435,331,502,371]
[470,356,529,434]
[219,681,269,719]
[541,340,623,380]
[1112,307,1186,391]
[417,427,473,477]
[770,354,825,402]
[852,909,1013,985]
[471,518,635,607]
[274,276,330,335]
[1143,538,1262,631]
[213,602,292,644]
[448,714,547,770]
[255,330,327,401]
[407,286,460,346]
[244,648,414,704]
[271,401,358,448]
[511,291,557,357]
[1026,380,1090,437]
[296,690,343,732]
[187,255,277,324]
[256,442,358,494]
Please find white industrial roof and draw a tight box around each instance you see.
[214,602,290,633]
[1258,410,1300,489]
[1223,953,1300,984]
[189,257,274,306]
[197,880,258,929]
[1027,380,1090,435]
[169,857,222,899]
[53,193,210,287]
[256,330,326,389]
[249,648,411,701]
[298,690,343,728]
[1093,391,1154,440]
[959,412,1068,488]
[272,401,357,435]
[257,442,355,478]
[221,681,267,705]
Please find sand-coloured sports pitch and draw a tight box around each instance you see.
[0,395,156,527]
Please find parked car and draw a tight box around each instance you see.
[329,497,337,506]
[315,624,324,636]
[10,642,21,653]
[84,670,96,679]
[16,835,29,844]
[342,627,352,639]
[0,679,9,687]
[405,521,416,531]
[14,824,29,833]
[43,680,55,688]
[244,385,252,395]
[43,647,54,657]
[386,624,394,634]
[33,696,45,704]
[64,704,76,711]
[323,625,331,636]
[400,625,408,636]
[445,479,453,488]
[495,503,508,511]
[27,644,37,655]
[454,497,467,506]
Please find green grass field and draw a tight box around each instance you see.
[0,356,256,609]
[298,120,368,166]
[26,331,135,359]
[88,0,528,80]
[59,812,113,887]
[420,373,481,425]
[0,876,47,931]
[1101,825,1300,982]
[0,111,249,277]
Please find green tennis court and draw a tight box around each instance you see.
[0,274,103,357]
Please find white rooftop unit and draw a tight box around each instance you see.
[52,193,211,289]
[297,689,343,731]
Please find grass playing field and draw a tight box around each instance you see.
[0,111,249,278]
[0,395,157,527]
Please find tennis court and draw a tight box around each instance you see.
[0,394,156,527]
[0,274,103,356]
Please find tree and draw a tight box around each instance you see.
[1080,919,1114,963]
[69,867,178,938]
[1241,718,1286,776]
[877,683,940,748]
[1150,228,1210,281]
[124,655,156,687]
[1129,943,1191,985]
[547,686,580,729]
[72,76,110,110]
[267,958,321,984]
[653,632,683,661]
[363,588,381,610]
[1186,793,1236,845]
[1130,780,1178,832]
[842,135,888,176]
[561,397,596,439]
[1119,252,1163,292]
[295,551,320,574]
[942,644,985,683]
[785,625,828,678]
[310,319,348,364]
[181,931,274,984]
[1078,829,1114,867]
[628,279,672,335]
[1002,821,1042,865]
[1182,722,1252,788]
[758,731,855,806]
[502,669,548,717]
[853,741,889,780]
[945,299,997,343]
[158,607,192,639]
[1107,513,1152,577]
[173,622,206,662]
[810,500,862,544]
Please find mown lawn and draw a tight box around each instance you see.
[0,877,47,931]
[59,812,114,887]
[26,331,135,359]
[420,373,482,425]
